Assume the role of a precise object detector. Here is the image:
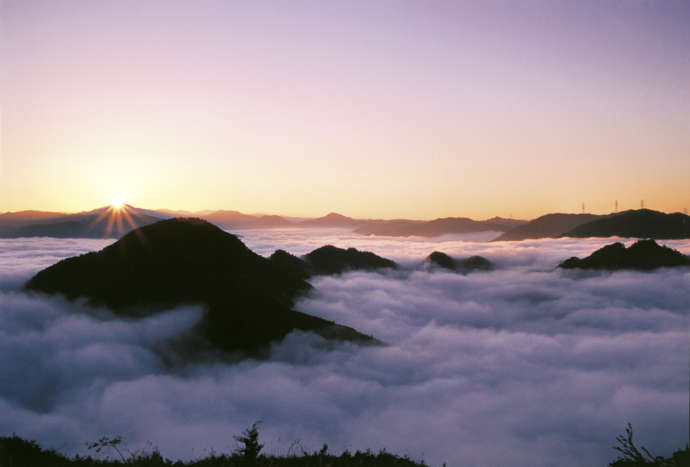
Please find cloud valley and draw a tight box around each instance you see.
[0,231,688,467]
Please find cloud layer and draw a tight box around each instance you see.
[0,233,688,467]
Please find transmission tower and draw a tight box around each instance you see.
[581,202,585,213]
[614,200,618,212]
[641,200,645,209]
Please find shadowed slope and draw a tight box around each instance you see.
[559,239,690,271]
[25,218,375,354]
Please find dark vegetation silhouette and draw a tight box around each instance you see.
[3,423,687,466]
[0,424,429,466]
[426,251,493,273]
[25,218,376,357]
[609,424,689,466]
[559,239,690,271]
[233,422,263,460]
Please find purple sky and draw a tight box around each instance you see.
[2,0,689,218]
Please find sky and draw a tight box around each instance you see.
[1,232,689,466]
[1,0,689,219]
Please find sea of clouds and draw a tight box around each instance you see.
[1,230,688,466]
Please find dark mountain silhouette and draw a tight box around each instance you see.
[559,239,690,271]
[564,209,690,239]
[426,251,493,273]
[427,251,456,270]
[0,205,162,238]
[269,246,398,277]
[494,213,603,241]
[25,218,375,355]
[302,245,397,275]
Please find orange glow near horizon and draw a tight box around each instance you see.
[87,205,148,238]
[111,197,125,210]
[1,1,689,220]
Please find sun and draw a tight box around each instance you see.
[110,197,125,210]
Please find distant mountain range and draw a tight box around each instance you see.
[0,206,527,238]
[0,205,162,238]
[2,206,688,240]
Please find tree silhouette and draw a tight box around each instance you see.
[233,422,264,461]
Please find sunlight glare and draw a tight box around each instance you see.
[111,197,125,210]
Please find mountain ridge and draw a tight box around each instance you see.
[25,218,377,357]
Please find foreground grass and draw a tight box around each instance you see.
[0,435,428,467]
[2,423,688,467]
[608,424,689,467]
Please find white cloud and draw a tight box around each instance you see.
[0,233,688,466]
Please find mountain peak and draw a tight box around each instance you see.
[25,218,375,355]
[323,212,350,219]
[559,239,690,270]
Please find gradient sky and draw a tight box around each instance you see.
[1,0,689,219]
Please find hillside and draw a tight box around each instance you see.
[564,209,690,239]
[494,213,602,241]
[25,218,375,355]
